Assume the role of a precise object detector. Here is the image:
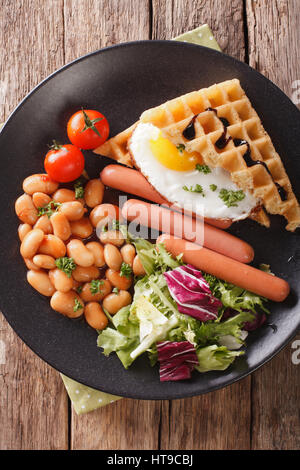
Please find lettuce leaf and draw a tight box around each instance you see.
[129,294,178,360]
[97,306,139,368]
[195,311,254,346]
[165,311,253,349]
[196,345,244,373]
[204,274,269,314]
[120,226,182,275]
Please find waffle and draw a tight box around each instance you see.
[94,79,300,231]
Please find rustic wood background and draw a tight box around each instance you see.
[0,0,300,450]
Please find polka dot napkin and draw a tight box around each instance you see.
[61,24,221,415]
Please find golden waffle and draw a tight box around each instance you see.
[94,79,300,231]
[94,123,135,167]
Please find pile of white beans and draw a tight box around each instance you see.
[15,173,145,330]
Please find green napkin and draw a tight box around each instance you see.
[173,24,221,51]
[61,24,221,414]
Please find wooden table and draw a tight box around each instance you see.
[0,0,299,450]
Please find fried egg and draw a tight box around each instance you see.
[128,122,258,220]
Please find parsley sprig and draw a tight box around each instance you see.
[90,279,104,295]
[195,164,211,174]
[219,188,245,207]
[55,257,76,277]
[74,298,83,312]
[74,180,84,199]
[111,219,120,230]
[38,201,61,218]
[176,144,186,154]
[120,262,133,279]
[182,184,205,196]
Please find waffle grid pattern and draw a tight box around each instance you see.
[94,79,300,231]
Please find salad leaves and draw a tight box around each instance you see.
[196,345,244,373]
[204,273,270,314]
[97,306,139,369]
[97,228,270,381]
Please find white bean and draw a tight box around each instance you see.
[20,228,44,259]
[67,239,94,267]
[27,270,55,296]
[15,194,38,225]
[23,174,58,195]
[50,291,84,318]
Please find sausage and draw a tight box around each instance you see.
[157,234,290,302]
[100,164,232,230]
[122,199,254,264]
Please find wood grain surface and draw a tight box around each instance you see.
[0,0,299,450]
[246,0,300,450]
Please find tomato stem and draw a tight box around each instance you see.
[48,140,64,150]
[81,109,103,137]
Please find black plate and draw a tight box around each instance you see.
[1,41,300,400]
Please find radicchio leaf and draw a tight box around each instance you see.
[157,340,199,382]
[164,264,222,322]
[222,308,266,331]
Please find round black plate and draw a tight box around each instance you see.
[1,41,300,400]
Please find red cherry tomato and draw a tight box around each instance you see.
[67,109,110,150]
[44,142,85,183]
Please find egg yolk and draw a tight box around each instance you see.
[150,133,201,171]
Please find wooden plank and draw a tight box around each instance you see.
[152,0,246,60]
[63,0,162,450]
[0,0,68,449]
[246,0,300,450]
[71,399,162,450]
[0,316,69,449]
[152,0,251,450]
[63,0,150,62]
[247,0,300,97]
[160,379,251,450]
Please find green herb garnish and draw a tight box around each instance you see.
[74,180,84,199]
[120,262,133,279]
[76,285,83,294]
[182,184,205,196]
[38,201,61,218]
[101,225,108,232]
[219,188,245,207]
[112,287,120,294]
[90,279,104,295]
[195,164,211,174]
[55,257,76,277]
[111,219,120,230]
[74,298,83,312]
[176,144,186,154]
[210,184,217,192]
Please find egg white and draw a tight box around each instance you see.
[129,122,258,221]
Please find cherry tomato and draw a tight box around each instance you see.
[44,141,85,183]
[67,109,110,150]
